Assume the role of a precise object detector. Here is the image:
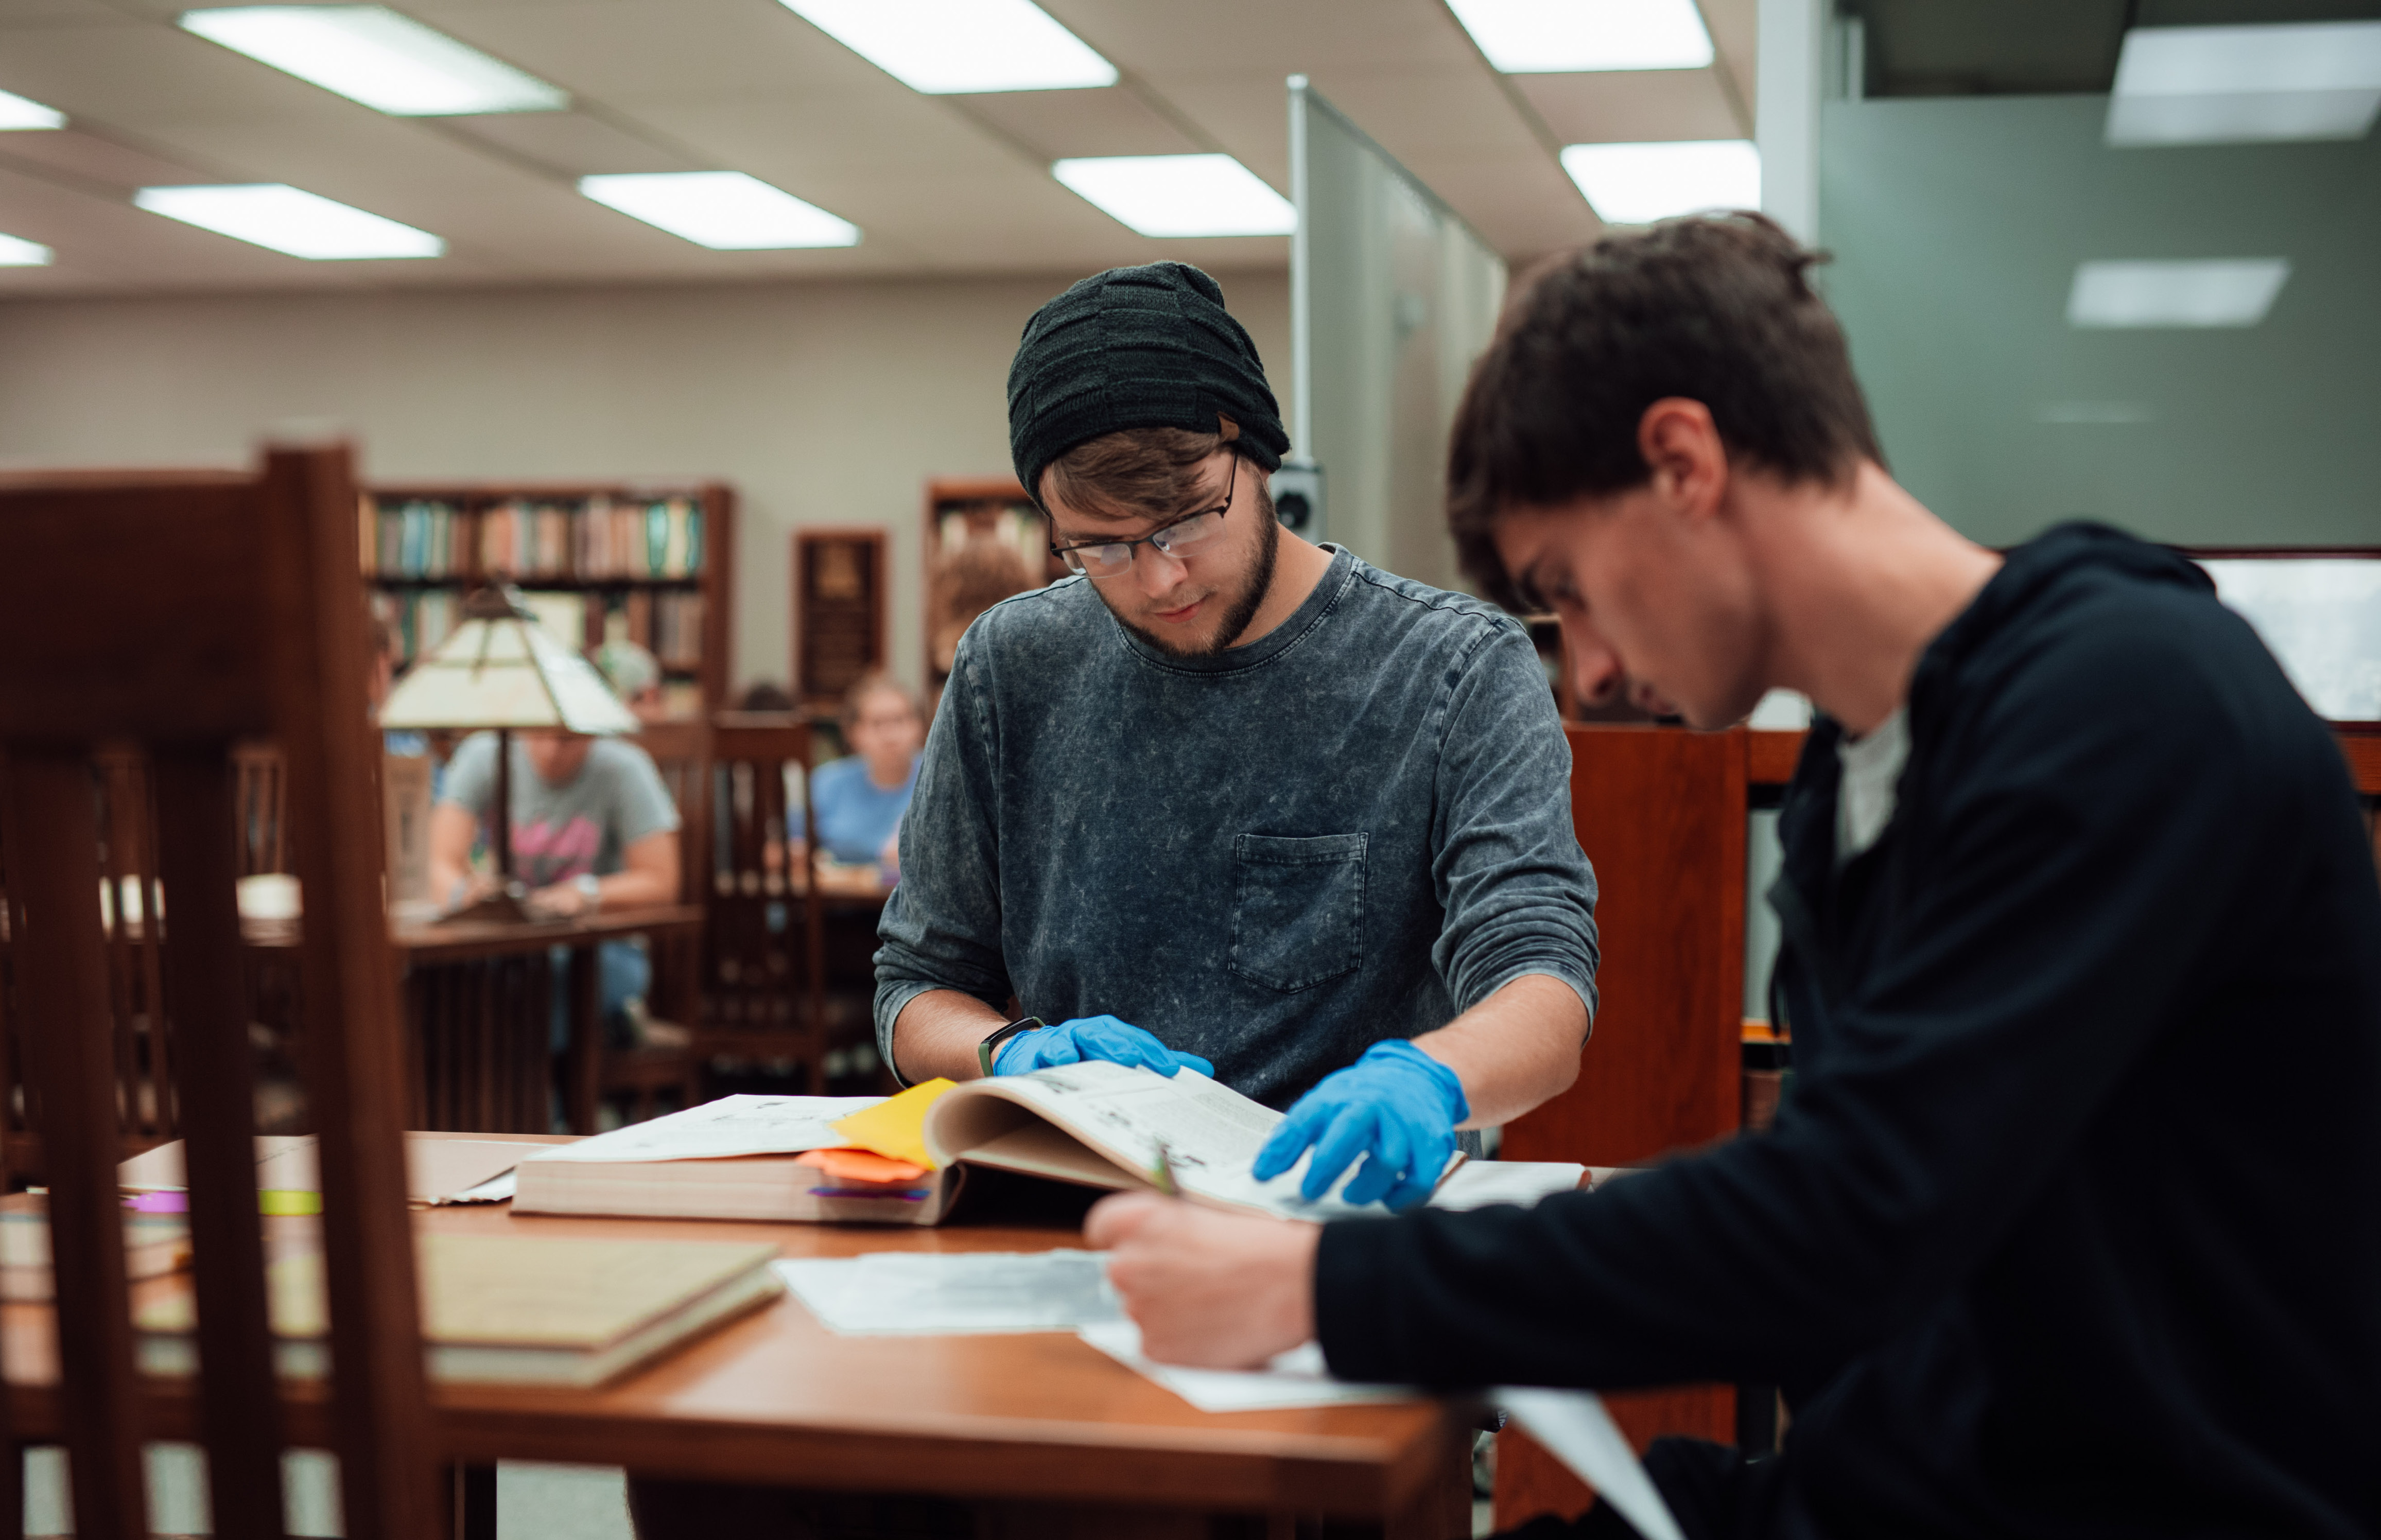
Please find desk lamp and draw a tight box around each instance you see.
[376,584,639,922]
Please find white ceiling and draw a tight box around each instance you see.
[0,0,1757,295]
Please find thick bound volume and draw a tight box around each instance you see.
[0,1193,189,1302]
[511,1095,962,1224]
[135,1233,781,1388]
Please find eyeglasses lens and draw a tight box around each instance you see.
[1151,510,1223,557]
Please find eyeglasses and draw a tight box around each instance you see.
[1048,453,1238,580]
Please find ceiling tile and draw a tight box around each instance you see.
[952,86,1202,161]
[444,110,699,177]
[0,127,216,192]
[1517,69,1746,145]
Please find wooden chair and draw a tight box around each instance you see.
[697,715,853,1088]
[0,447,439,1538]
[603,719,709,1121]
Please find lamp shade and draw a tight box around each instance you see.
[377,587,640,735]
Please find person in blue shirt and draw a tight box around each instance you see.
[804,673,924,869]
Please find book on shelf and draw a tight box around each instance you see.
[134,1232,783,1387]
[361,498,465,580]
[361,493,708,585]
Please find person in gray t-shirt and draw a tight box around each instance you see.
[433,730,681,1048]
[878,261,1600,1213]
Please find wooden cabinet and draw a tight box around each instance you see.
[793,528,888,712]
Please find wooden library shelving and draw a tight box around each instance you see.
[359,480,737,718]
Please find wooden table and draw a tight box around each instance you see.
[390,904,704,1137]
[9,1136,1474,1539]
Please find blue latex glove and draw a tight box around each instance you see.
[1252,1039,1469,1211]
[992,1014,1216,1078]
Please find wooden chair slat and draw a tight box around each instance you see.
[1,749,150,1540]
[153,747,290,1539]
[262,447,438,1540]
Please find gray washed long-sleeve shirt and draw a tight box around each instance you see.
[875,546,1598,1108]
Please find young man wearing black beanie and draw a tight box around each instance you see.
[875,260,1602,1211]
[1087,217,2381,1539]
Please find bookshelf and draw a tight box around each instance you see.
[360,481,736,719]
[922,476,1064,698]
[793,528,888,712]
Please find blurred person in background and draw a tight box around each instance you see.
[430,727,680,1059]
[594,637,671,725]
[803,673,925,872]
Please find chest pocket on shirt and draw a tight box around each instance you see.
[1228,833,1366,993]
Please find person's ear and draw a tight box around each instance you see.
[1637,397,1728,522]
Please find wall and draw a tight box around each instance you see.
[1821,94,2380,548]
[0,270,1291,695]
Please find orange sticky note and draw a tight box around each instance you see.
[829,1078,953,1169]
[796,1148,931,1184]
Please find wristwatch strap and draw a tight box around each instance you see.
[978,1016,1046,1077]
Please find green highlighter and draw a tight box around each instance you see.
[1149,1141,1180,1198]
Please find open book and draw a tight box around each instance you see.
[922,1061,1581,1221]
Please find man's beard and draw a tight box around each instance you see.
[1109,510,1280,659]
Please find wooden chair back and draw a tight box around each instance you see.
[0,448,437,1539]
[630,718,712,1029]
[698,715,828,1078]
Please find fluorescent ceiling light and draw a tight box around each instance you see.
[2107,22,2381,145]
[134,184,444,259]
[1449,0,1714,73]
[1053,155,1294,238]
[1560,139,1758,224]
[2066,259,2290,328]
[0,89,65,130]
[578,172,859,250]
[0,233,52,266]
[179,6,567,116]
[779,0,1116,93]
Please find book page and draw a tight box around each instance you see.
[1077,1322,1413,1411]
[525,1094,883,1163]
[929,1063,1453,1222]
[777,1250,1126,1336]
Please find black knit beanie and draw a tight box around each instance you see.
[1007,261,1289,505]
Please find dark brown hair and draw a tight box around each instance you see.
[1447,213,1882,607]
[1041,420,1274,525]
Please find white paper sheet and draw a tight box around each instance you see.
[776,1250,1127,1335]
[1497,1387,1685,1540]
[1076,1322,1413,1412]
[435,1171,516,1205]
[523,1094,883,1163]
[1428,1161,1588,1210]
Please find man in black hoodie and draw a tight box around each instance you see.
[1087,214,2381,1539]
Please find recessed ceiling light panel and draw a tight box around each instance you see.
[0,233,52,266]
[1052,155,1294,238]
[2066,259,2290,328]
[0,89,65,131]
[179,6,568,116]
[780,0,1116,93]
[578,172,860,250]
[1559,140,1758,224]
[134,184,445,259]
[2107,22,2381,145]
[1449,0,1714,73]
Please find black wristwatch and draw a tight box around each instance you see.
[978,1016,1046,1076]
